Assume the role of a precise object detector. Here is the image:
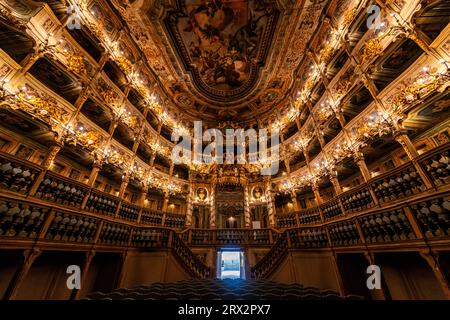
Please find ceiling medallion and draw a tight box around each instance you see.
[163,0,280,102]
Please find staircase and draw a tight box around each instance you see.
[84,279,363,300]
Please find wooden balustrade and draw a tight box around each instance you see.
[251,192,450,278]
[44,211,99,243]
[164,213,186,229]
[131,228,170,247]
[189,229,215,245]
[98,222,131,246]
[0,199,49,238]
[0,145,448,232]
[288,227,328,248]
[297,207,322,225]
[118,202,140,222]
[327,221,361,246]
[84,190,120,217]
[34,171,89,208]
[246,229,272,245]
[251,233,289,279]
[0,152,41,195]
[370,163,425,204]
[0,145,449,281]
[340,184,375,213]
[140,208,163,226]
[321,199,344,221]
[276,213,297,228]
[216,229,246,244]
[183,229,273,246]
[170,232,210,279]
[418,143,450,187]
[409,196,450,239]
[357,208,416,244]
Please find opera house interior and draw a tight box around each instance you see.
[0,0,449,303]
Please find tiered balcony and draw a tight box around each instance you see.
[0,143,448,282]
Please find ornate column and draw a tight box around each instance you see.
[290,191,300,211]
[29,141,63,196]
[162,191,170,212]
[137,185,149,207]
[70,87,91,121]
[312,181,322,205]
[265,180,276,227]
[394,131,434,189]
[114,174,129,218]
[336,111,347,129]
[137,184,149,224]
[244,185,251,228]
[353,152,380,205]
[394,131,419,159]
[87,161,102,187]
[185,184,194,227]
[149,152,157,167]
[329,171,342,195]
[108,119,119,136]
[209,184,217,229]
[118,174,129,199]
[81,158,104,209]
[169,160,174,176]
[161,191,170,226]
[354,152,371,182]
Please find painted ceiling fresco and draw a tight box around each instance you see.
[116,0,335,122]
[164,0,279,101]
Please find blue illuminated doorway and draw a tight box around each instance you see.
[217,249,245,280]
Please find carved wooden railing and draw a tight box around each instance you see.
[276,212,297,228]
[251,233,289,279]
[418,145,449,187]
[0,143,447,233]
[118,202,140,222]
[0,195,210,279]
[0,145,448,280]
[140,208,163,226]
[164,212,186,229]
[0,151,186,228]
[85,189,120,217]
[370,163,425,204]
[298,206,322,225]
[0,152,41,195]
[279,142,450,229]
[34,171,89,208]
[170,231,211,279]
[251,191,450,279]
[0,191,448,280]
[180,228,275,246]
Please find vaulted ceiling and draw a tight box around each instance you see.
[116,0,335,125]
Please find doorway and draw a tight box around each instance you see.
[217,249,245,280]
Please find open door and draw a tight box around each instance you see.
[217,249,245,280]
